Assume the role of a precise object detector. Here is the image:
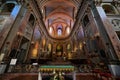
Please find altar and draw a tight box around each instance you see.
[39,65,74,72]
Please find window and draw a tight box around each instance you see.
[58,28,62,36]
[28,14,35,26]
[83,15,89,27]
[57,24,62,36]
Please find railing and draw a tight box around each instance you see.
[4,64,120,80]
[7,64,39,73]
[7,64,74,73]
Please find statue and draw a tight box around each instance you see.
[50,71,65,80]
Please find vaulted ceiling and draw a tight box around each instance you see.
[35,0,82,39]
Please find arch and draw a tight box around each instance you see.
[42,0,76,10]
[1,3,15,13]
[46,12,73,21]
[57,28,62,36]
[28,14,35,26]
[49,21,68,28]
[102,4,118,14]
[57,24,63,36]
[53,17,68,23]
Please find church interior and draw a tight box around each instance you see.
[0,0,120,80]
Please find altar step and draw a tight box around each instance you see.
[1,73,120,80]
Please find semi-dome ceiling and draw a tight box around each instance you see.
[36,0,82,39]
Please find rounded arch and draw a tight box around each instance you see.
[42,0,76,9]
[102,4,118,14]
[53,24,63,36]
[53,17,68,23]
[1,2,15,13]
[46,12,73,22]
[49,21,68,28]
[57,27,62,36]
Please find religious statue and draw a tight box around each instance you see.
[50,71,65,80]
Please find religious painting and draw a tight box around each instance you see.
[56,44,63,57]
